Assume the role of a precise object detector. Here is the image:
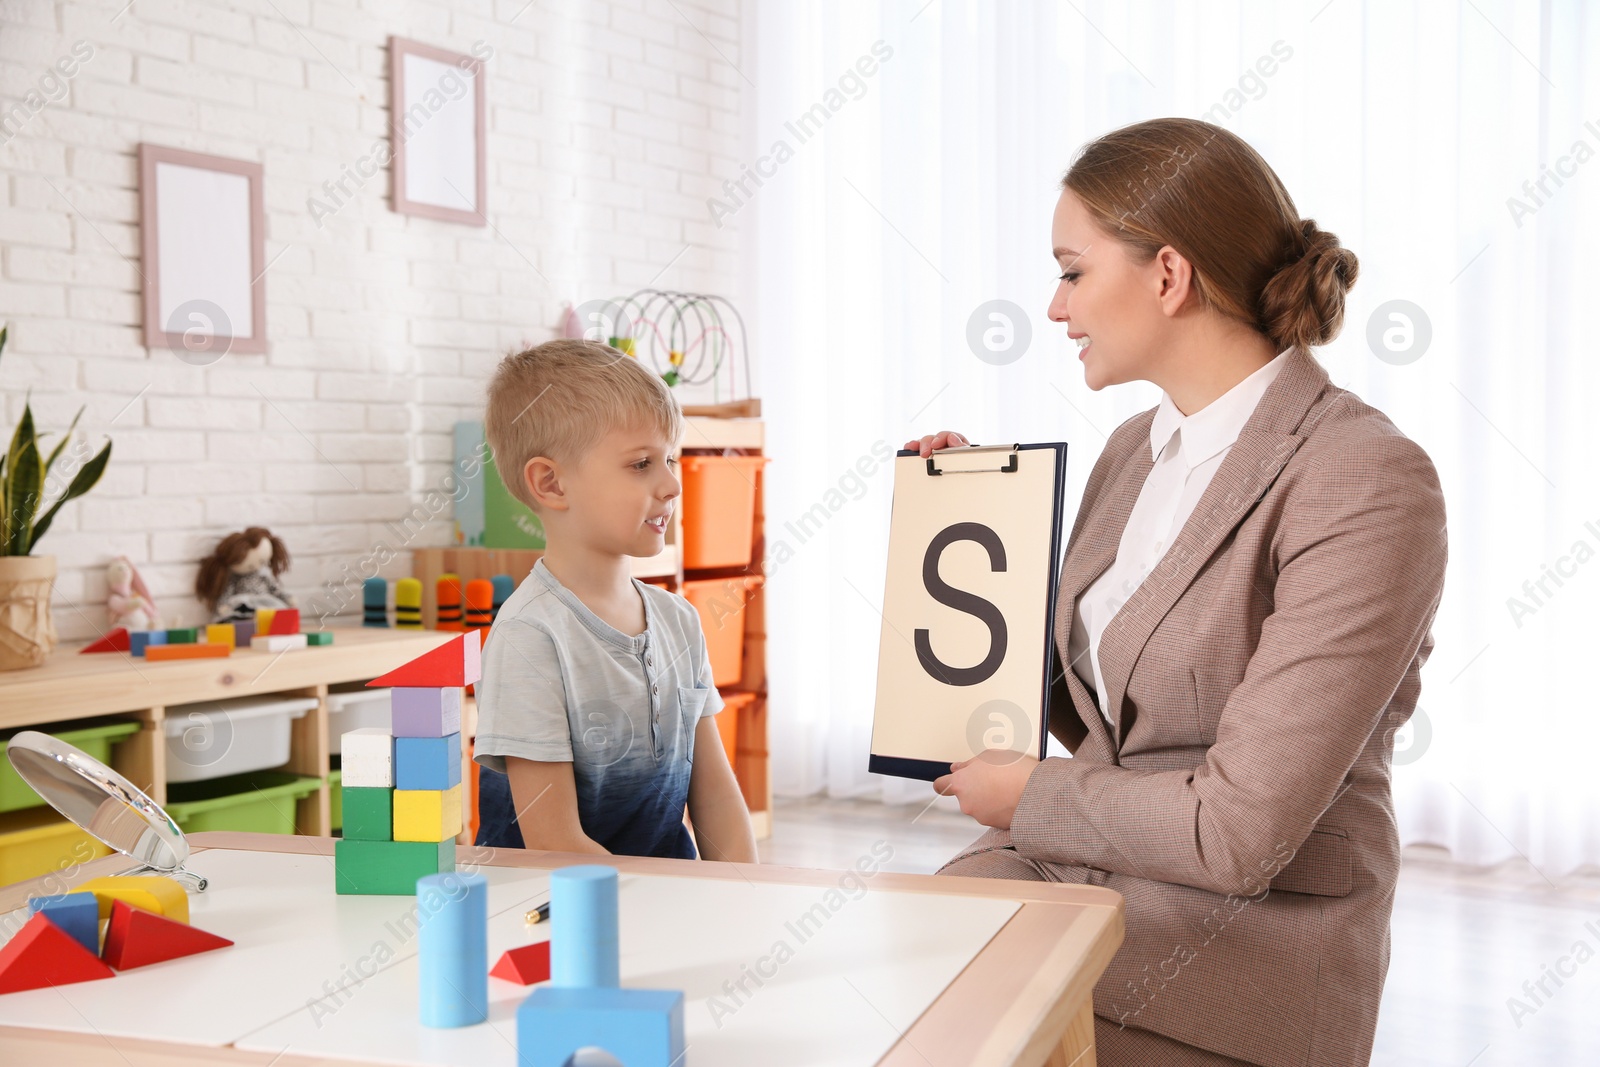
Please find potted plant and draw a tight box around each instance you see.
[0,324,113,669]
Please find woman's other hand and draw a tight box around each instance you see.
[902,430,975,457]
[932,749,1039,830]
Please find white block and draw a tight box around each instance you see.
[252,633,308,652]
[341,728,393,788]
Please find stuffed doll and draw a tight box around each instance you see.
[106,556,158,632]
[196,527,295,623]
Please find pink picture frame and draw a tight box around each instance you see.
[389,36,488,226]
[138,144,267,355]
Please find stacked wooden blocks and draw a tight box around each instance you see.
[335,630,481,895]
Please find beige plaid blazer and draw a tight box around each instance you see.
[941,346,1448,1066]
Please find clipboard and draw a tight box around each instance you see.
[868,442,1069,781]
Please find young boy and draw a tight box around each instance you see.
[472,339,757,862]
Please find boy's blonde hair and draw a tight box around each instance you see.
[485,339,684,512]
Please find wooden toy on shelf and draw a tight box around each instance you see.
[0,912,115,994]
[363,577,389,627]
[465,579,493,632]
[255,608,276,633]
[268,608,301,635]
[128,630,167,657]
[490,574,515,622]
[491,941,551,985]
[145,643,232,662]
[418,872,488,1028]
[306,631,334,646]
[78,628,130,655]
[204,623,236,648]
[165,627,198,644]
[100,900,233,971]
[251,633,308,652]
[435,575,464,631]
[395,577,423,629]
[231,618,256,647]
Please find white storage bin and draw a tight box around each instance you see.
[327,689,393,754]
[163,695,317,783]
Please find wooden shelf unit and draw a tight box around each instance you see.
[413,412,772,839]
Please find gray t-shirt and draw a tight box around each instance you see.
[473,558,724,857]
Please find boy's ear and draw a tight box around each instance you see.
[522,456,569,511]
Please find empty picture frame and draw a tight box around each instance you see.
[138,144,267,354]
[389,36,487,225]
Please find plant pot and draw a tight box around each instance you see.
[0,555,59,670]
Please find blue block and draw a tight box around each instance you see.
[517,986,685,1067]
[552,865,619,988]
[27,893,100,956]
[394,732,462,790]
[129,630,167,657]
[490,574,515,621]
[363,576,389,628]
[418,872,487,1027]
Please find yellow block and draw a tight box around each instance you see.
[69,875,189,924]
[393,785,462,843]
[204,623,236,648]
[256,608,276,633]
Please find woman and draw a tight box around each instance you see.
[908,118,1447,1066]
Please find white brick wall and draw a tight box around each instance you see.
[0,0,747,639]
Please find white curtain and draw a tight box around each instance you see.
[743,0,1600,873]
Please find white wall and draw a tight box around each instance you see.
[0,0,746,637]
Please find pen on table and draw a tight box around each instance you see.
[524,901,550,924]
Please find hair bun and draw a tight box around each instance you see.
[1258,218,1359,350]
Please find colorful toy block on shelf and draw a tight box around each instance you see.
[334,631,480,896]
[517,866,686,1067]
[78,627,130,654]
[145,643,232,661]
[491,940,550,985]
[267,608,301,635]
[0,912,115,994]
[465,579,493,632]
[490,574,514,622]
[204,623,237,648]
[395,577,423,630]
[100,900,233,970]
[364,576,389,627]
[128,630,167,657]
[252,633,308,652]
[435,574,464,631]
[165,627,198,644]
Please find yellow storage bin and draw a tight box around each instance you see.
[0,807,111,887]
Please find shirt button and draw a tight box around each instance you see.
[652,684,658,694]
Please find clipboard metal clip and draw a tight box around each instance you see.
[926,443,1019,476]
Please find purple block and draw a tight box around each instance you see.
[392,687,463,737]
[232,618,257,647]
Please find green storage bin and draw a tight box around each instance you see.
[163,771,322,835]
[0,720,141,813]
[329,767,343,832]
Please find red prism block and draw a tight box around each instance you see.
[490,941,551,985]
[267,608,301,635]
[101,900,234,971]
[78,628,131,654]
[0,912,115,994]
[367,629,481,688]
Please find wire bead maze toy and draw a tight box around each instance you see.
[564,290,751,400]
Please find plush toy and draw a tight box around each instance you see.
[196,527,295,623]
[106,556,157,632]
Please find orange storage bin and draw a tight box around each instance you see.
[680,455,768,569]
[715,690,755,766]
[683,576,763,686]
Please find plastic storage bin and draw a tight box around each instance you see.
[679,454,768,568]
[329,767,343,832]
[682,576,764,686]
[715,691,754,767]
[162,696,317,783]
[327,689,392,754]
[163,771,322,835]
[0,720,140,813]
[0,807,112,885]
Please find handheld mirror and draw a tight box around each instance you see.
[5,730,207,891]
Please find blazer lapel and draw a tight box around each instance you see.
[1083,348,1333,747]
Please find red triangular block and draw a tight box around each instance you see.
[367,630,481,688]
[102,900,233,970]
[79,628,131,654]
[0,912,115,994]
[268,608,301,635]
[490,942,550,985]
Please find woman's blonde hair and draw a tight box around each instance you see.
[485,339,683,512]
[1062,117,1359,351]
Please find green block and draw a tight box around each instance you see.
[335,838,454,895]
[306,631,334,646]
[342,786,393,841]
[166,628,198,644]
